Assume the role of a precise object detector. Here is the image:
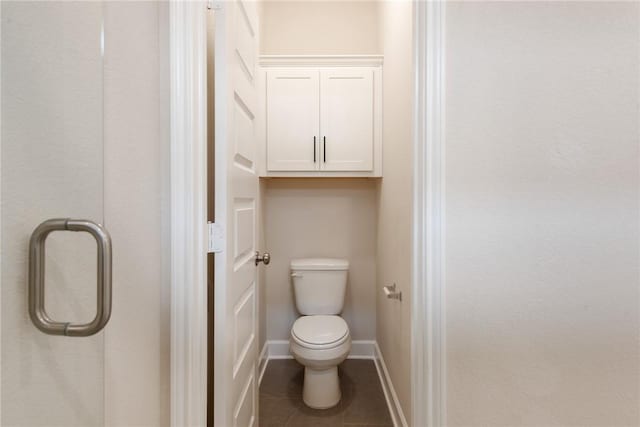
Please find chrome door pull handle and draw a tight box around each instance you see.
[255,251,271,266]
[28,218,112,337]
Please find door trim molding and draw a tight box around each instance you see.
[169,1,208,426]
[168,1,445,426]
[412,1,446,427]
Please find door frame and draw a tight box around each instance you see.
[168,1,208,427]
[412,1,446,426]
[168,1,447,426]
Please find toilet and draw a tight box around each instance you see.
[289,258,351,409]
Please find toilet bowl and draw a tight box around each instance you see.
[289,258,350,409]
[290,315,351,409]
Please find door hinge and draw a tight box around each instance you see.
[208,222,224,253]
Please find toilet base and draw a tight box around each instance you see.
[302,366,341,409]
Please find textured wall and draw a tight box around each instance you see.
[445,2,640,425]
[376,1,414,424]
[260,0,379,54]
[264,179,378,342]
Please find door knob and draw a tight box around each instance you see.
[255,251,271,266]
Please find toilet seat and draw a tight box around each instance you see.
[291,315,349,350]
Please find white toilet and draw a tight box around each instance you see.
[289,258,351,409]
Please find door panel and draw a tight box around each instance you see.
[266,69,320,171]
[320,68,374,171]
[1,2,105,426]
[214,0,260,426]
[234,96,257,171]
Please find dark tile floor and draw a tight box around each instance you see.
[259,359,393,427]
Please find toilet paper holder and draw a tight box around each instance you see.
[383,283,402,301]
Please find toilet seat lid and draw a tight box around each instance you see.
[291,315,349,346]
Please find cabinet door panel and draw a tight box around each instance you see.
[320,68,374,171]
[266,69,319,171]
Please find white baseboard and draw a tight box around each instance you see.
[265,340,291,359]
[264,339,376,360]
[348,340,376,358]
[259,339,405,427]
[374,343,408,427]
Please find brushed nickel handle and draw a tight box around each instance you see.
[255,251,271,266]
[28,218,112,337]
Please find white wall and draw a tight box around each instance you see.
[259,0,381,349]
[444,2,640,425]
[376,1,413,424]
[264,179,378,342]
[260,0,379,54]
[103,2,170,426]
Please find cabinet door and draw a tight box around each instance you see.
[320,68,374,171]
[266,69,319,171]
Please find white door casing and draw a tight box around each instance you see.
[412,1,446,426]
[320,68,374,171]
[266,69,320,171]
[169,3,440,426]
[214,0,260,426]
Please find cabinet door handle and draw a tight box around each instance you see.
[323,136,326,163]
[313,136,316,163]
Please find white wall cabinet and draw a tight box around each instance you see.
[259,56,382,177]
[321,68,374,171]
[266,69,320,171]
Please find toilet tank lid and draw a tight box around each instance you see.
[290,258,349,271]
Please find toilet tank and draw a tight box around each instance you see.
[290,258,349,315]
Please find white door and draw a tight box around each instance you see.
[214,1,261,426]
[2,3,107,425]
[266,69,320,171]
[320,68,374,171]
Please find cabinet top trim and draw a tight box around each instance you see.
[259,55,384,67]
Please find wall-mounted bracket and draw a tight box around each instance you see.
[383,283,402,301]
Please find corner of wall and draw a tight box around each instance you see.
[375,1,414,425]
